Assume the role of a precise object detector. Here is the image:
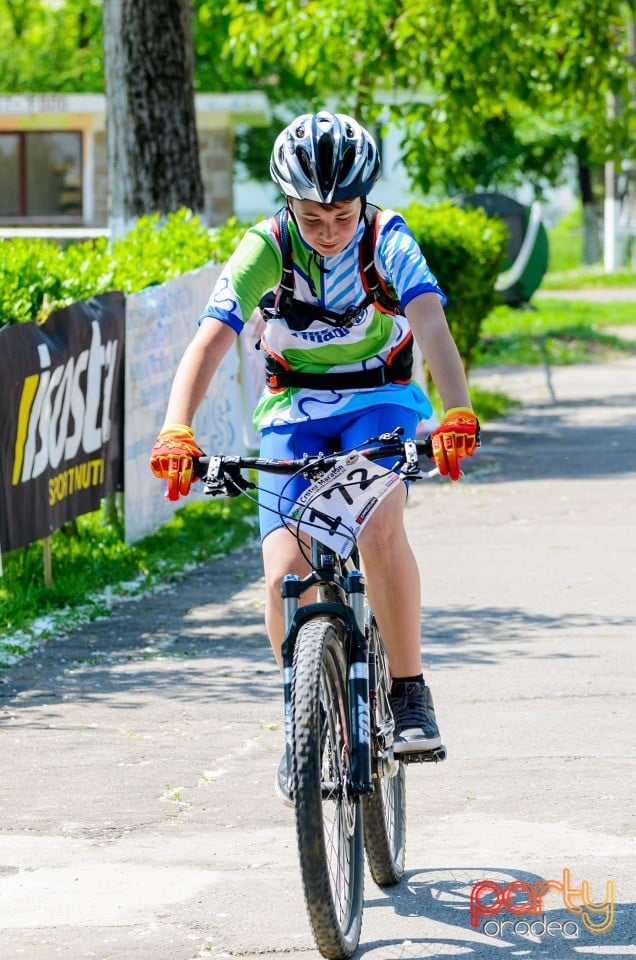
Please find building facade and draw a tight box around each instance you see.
[0,93,269,233]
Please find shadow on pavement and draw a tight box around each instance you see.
[471,387,636,484]
[0,545,277,717]
[420,604,631,667]
[475,419,636,483]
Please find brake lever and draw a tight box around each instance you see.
[202,456,256,498]
[224,471,256,498]
[399,438,440,481]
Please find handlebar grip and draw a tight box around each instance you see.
[193,456,210,479]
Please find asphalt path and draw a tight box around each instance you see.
[1,357,634,960]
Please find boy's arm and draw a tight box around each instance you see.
[404,292,471,410]
[405,292,479,480]
[150,226,279,499]
[150,318,237,500]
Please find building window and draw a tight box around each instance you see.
[0,131,82,220]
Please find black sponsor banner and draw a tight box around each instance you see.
[0,292,125,553]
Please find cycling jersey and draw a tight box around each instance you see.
[199,208,446,432]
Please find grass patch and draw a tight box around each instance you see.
[545,205,584,273]
[476,298,636,367]
[469,383,522,421]
[0,496,258,668]
[542,266,636,290]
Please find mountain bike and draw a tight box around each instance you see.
[196,429,446,959]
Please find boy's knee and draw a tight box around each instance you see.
[263,544,310,596]
[360,515,404,554]
[265,567,287,597]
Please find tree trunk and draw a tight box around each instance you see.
[576,151,601,265]
[102,0,204,235]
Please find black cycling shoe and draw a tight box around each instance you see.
[390,681,442,753]
[275,751,294,807]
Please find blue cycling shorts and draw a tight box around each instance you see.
[258,404,420,541]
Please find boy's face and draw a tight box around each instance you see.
[288,197,362,257]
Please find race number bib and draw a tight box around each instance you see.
[289,453,401,557]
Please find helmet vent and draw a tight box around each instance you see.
[317,135,335,188]
[339,145,355,182]
[296,148,314,183]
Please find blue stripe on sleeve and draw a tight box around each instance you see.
[198,307,244,335]
[377,211,448,308]
[401,283,448,310]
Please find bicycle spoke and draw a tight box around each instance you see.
[363,618,407,886]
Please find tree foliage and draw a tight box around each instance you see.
[190,1,324,180]
[0,0,103,91]
[224,0,635,196]
[1,0,633,201]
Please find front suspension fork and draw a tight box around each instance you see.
[280,570,373,799]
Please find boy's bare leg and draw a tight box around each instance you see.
[261,526,313,669]
[357,483,423,676]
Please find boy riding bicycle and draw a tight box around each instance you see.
[150,111,479,801]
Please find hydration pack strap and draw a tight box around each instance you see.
[265,204,400,329]
[261,295,372,332]
[265,331,413,391]
[359,204,401,314]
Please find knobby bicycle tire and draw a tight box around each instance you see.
[292,618,364,959]
[363,618,406,886]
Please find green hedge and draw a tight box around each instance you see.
[0,209,248,328]
[1,204,507,374]
[401,201,508,372]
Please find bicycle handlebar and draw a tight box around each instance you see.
[193,429,434,497]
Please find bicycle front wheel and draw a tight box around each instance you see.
[292,618,364,959]
[363,617,406,886]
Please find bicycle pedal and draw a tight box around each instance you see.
[401,744,447,764]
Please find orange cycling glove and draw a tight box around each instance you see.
[430,406,480,481]
[149,424,204,501]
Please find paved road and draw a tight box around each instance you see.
[1,358,635,960]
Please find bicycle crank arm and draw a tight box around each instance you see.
[374,750,400,779]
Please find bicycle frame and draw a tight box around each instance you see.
[279,536,374,801]
[195,431,443,798]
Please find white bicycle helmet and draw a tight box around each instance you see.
[270,111,381,203]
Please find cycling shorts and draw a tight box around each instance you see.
[258,404,420,542]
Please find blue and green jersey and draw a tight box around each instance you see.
[199,208,446,431]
